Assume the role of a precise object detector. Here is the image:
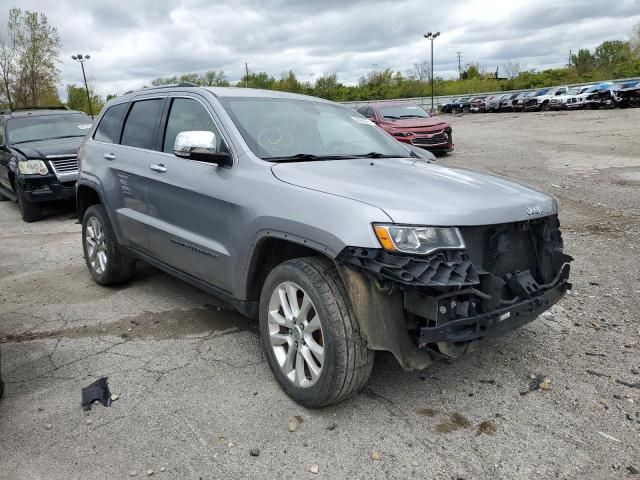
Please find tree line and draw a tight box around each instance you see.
[1,7,638,114]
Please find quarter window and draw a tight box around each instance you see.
[120,99,164,150]
[94,103,127,144]
[162,98,226,154]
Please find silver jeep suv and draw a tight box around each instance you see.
[77,85,572,407]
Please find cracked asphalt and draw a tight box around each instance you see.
[1,108,639,479]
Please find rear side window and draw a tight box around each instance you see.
[94,103,127,143]
[120,99,164,150]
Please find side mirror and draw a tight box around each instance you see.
[173,130,231,166]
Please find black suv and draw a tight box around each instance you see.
[0,107,93,221]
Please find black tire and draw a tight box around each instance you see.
[259,256,374,407]
[82,204,134,285]
[16,183,42,222]
[462,106,470,113]
[541,101,550,111]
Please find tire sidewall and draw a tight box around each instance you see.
[259,261,342,407]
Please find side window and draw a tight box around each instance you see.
[356,107,368,116]
[366,107,376,120]
[120,99,164,150]
[93,103,127,143]
[162,98,226,154]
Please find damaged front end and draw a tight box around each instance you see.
[337,215,572,370]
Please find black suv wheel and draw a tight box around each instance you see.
[259,256,374,407]
[16,184,42,222]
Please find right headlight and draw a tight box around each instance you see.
[373,224,465,255]
[18,159,49,175]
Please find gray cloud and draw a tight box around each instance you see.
[1,0,638,98]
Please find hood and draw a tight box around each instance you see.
[271,158,556,226]
[380,116,447,130]
[12,137,83,159]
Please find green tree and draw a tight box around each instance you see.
[571,48,596,74]
[14,10,62,107]
[595,40,632,72]
[66,84,103,115]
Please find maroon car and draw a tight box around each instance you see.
[357,102,453,153]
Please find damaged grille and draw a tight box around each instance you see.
[340,248,479,287]
[486,228,538,277]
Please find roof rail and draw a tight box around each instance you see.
[4,106,69,113]
[123,82,199,95]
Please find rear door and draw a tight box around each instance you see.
[85,98,164,251]
[145,95,233,291]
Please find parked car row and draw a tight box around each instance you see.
[440,80,640,114]
[0,85,572,407]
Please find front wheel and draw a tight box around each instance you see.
[259,257,374,407]
[82,204,135,285]
[16,184,42,222]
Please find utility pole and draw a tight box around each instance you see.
[71,54,94,118]
[424,32,440,113]
[456,52,462,80]
[245,62,250,88]
[568,49,572,67]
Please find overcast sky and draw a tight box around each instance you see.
[2,0,640,99]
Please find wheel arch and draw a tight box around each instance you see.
[76,183,102,221]
[244,235,337,312]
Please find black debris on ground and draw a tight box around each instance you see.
[81,377,112,411]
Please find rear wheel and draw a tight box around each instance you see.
[259,256,374,407]
[541,101,550,111]
[462,106,470,113]
[82,204,134,285]
[16,184,42,222]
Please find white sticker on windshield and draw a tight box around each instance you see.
[405,106,418,109]
[77,124,92,130]
[352,116,374,125]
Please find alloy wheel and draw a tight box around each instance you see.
[85,216,108,275]
[267,281,325,388]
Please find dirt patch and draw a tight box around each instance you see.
[0,305,257,343]
[435,413,472,433]
[476,420,497,435]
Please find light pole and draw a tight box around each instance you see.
[423,32,440,113]
[71,53,93,117]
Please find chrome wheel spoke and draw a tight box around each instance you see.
[301,345,321,381]
[270,332,290,346]
[295,350,306,386]
[306,315,321,333]
[269,310,293,330]
[304,335,324,365]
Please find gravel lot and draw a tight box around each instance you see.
[1,108,639,479]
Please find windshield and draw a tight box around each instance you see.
[219,97,411,160]
[7,113,93,144]
[378,104,430,119]
[534,89,550,96]
[567,87,580,95]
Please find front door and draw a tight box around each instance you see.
[145,96,233,292]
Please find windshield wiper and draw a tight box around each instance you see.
[267,153,360,163]
[351,152,398,158]
[382,115,401,119]
[399,114,426,118]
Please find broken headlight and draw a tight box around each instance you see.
[18,159,49,175]
[373,224,465,255]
